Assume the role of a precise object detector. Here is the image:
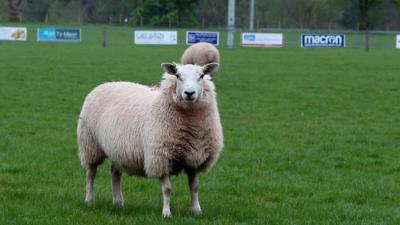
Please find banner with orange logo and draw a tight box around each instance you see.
[0,27,27,41]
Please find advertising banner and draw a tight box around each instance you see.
[134,31,177,45]
[186,31,219,45]
[301,34,345,48]
[241,33,284,47]
[0,27,27,41]
[37,28,81,42]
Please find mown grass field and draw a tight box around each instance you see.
[0,24,399,225]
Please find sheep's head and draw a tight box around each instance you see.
[161,63,219,106]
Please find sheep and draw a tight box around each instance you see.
[77,62,223,218]
[181,42,220,67]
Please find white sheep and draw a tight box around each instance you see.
[77,63,223,218]
[181,42,220,66]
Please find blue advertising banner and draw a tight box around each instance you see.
[37,28,81,42]
[301,34,345,48]
[186,31,219,45]
[241,33,284,47]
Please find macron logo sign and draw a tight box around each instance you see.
[301,34,345,48]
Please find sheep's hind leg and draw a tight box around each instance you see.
[111,163,124,206]
[161,175,172,218]
[187,170,202,215]
[85,165,97,205]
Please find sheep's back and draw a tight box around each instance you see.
[181,42,220,66]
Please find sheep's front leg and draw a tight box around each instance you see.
[161,175,172,218]
[187,170,201,215]
[111,164,124,206]
[85,165,97,205]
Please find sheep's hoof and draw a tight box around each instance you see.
[113,199,124,207]
[192,208,202,216]
[162,209,172,218]
[84,199,94,206]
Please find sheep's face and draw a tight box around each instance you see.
[161,63,219,104]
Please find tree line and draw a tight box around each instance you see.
[1,0,400,30]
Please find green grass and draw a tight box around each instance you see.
[1,24,400,225]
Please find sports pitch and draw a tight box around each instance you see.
[0,25,399,225]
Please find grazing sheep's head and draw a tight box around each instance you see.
[161,63,219,105]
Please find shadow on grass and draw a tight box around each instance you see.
[73,198,199,219]
[75,199,158,217]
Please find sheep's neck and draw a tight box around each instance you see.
[156,97,213,127]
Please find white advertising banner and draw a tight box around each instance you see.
[397,34,400,48]
[134,31,177,45]
[0,27,27,41]
[241,33,283,47]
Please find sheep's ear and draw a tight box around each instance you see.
[161,63,177,75]
[203,63,219,76]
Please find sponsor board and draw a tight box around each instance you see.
[134,31,177,45]
[0,27,27,41]
[241,33,284,47]
[37,28,81,42]
[301,34,345,48]
[397,35,400,48]
[186,31,219,45]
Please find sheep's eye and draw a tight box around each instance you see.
[176,74,182,80]
[199,74,205,79]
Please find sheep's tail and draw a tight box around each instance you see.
[77,117,106,168]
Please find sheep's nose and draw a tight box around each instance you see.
[184,91,195,98]
[184,91,195,97]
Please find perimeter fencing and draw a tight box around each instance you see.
[1,23,399,50]
[262,28,399,50]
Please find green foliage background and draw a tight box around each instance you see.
[2,0,400,29]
